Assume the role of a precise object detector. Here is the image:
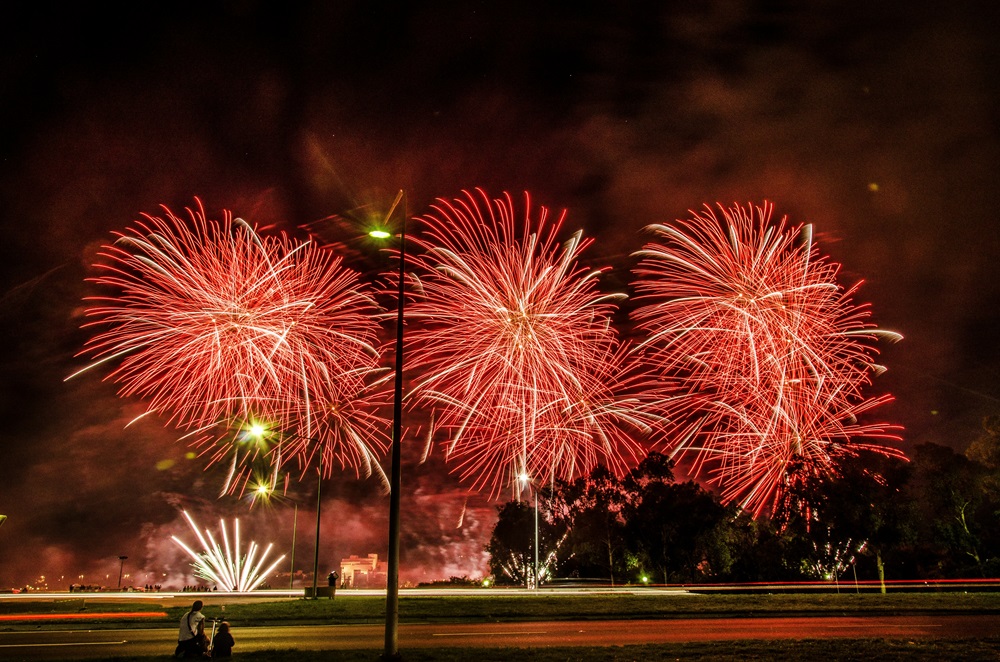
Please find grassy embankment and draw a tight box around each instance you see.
[2,590,1000,627]
[3,592,999,661]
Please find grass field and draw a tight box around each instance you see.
[2,590,1000,626]
[3,592,999,660]
[36,639,1000,662]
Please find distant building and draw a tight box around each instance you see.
[340,554,387,589]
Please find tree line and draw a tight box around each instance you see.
[486,417,1000,589]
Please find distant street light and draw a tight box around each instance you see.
[247,477,299,591]
[245,424,326,600]
[311,470,323,599]
[117,556,128,590]
[518,473,539,590]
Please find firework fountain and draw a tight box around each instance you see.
[631,201,904,516]
[171,510,285,592]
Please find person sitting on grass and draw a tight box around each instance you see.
[175,600,209,658]
[211,621,235,658]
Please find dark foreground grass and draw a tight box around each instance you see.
[2,591,1000,628]
[5,595,999,660]
[47,638,1000,662]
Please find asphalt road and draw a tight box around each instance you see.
[2,614,999,660]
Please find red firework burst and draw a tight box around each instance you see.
[72,199,390,492]
[405,189,663,498]
[631,201,903,516]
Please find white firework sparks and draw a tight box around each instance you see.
[171,510,285,592]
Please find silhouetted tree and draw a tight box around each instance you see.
[485,498,563,586]
[715,511,808,583]
[557,465,629,584]
[966,415,1000,470]
[622,453,727,583]
[965,415,1000,572]
[907,442,998,577]
[777,453,912,590]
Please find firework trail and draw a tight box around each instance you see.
[405,189,663,498]
[269,368,394,490]
[171,510,285,592]
[631,201,903,516]
[71,199,390,493]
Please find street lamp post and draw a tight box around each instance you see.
[289,503,297,590]
[534,488,539,588]
[117,555,128,590]
[311,470,323,599]
[379,198,406,660]
[247,426,325,598]
[518,473,539,590]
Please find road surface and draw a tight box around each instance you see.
[2,614,998,660]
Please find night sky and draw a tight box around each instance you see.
[1,1,998,590]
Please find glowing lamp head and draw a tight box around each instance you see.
[368,229,392,240]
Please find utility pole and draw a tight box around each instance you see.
[117,556,128,590]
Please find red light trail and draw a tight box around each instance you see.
[0,612,168,622]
